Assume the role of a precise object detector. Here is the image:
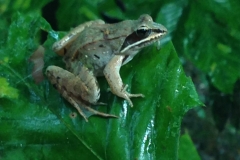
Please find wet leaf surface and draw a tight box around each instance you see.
[0,11,202,160]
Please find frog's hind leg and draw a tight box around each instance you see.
[46,65,117,122]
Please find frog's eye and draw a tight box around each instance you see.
[136,26,151,38]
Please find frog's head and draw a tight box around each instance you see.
[119,14,167,54]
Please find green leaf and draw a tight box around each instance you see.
[172,1,240,93]
[45,41,202,160]
[2,12,52,65]
[0,0,51,14]
[0,77,19,99]
[0,12,202,160]
[179,134,201,160]
[0,12,97,159]
[56,0,100,30]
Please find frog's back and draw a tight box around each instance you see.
[63,20,136,76]
[62,26,121,76]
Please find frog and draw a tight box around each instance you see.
[46,14,167,122]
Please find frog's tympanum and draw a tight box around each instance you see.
[46,14,167,121]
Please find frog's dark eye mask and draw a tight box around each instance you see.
[119,26,167,54]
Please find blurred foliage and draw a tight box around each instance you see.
[179,133,201,160]
[172,1,240,94]
[0,0,240,159]
[0,77,19,99]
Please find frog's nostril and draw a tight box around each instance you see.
[94,54,100,59]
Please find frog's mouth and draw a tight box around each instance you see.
[119,28,167,54]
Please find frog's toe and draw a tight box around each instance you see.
[121,84,145,106]
[85,106,118,118]
[93,102,108,106]
[122,84,145,98]
[127,93,145,98]
[68,97,89,122]
[123,93,144,107]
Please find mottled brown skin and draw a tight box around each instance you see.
[46,14,167,121]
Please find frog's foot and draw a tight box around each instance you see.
[120,84,145,107]
[63,92,117,122]
[83,106,118,119]
[62,89,117,122]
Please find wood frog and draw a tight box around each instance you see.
[46,14,167,122]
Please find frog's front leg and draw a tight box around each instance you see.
[103,55,144,107]
[46,66,117,122]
